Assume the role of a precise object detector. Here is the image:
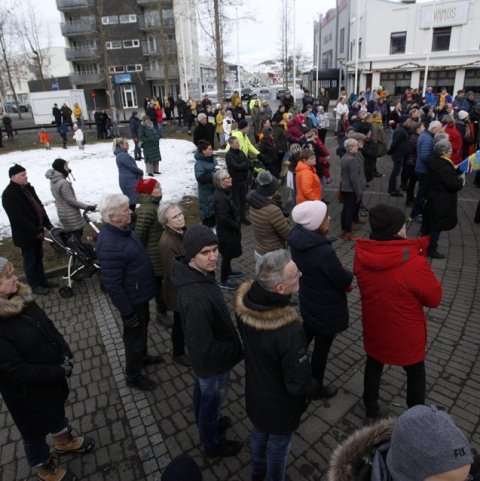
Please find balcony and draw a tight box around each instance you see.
[65,46,100,61]
[144,66,179,80]
[69,72,104,85]
[141,42,177,56]
[138,15,174,31]
[61,17,96,37]
[137,0,158,5]
[57,0,93,11]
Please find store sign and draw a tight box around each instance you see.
[420,1,470,29]
[113,73,132,84]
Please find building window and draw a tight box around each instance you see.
[432,27,451,52]
[339,28,345,54]
[123,39,140,48]
[162,9,174,27]
[101,15,118,25]
[390,32,406,54]
[120,85,137,108]
[119,14,137,24]
[109,65,125,73]
[126,64,143,72]
[106,41,122,49]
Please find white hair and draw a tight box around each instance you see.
[157,202,182,226]
[98,193,129,223]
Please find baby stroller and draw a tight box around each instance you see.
[45,211,100,298]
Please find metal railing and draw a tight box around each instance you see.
[144,66,179,80]
[61,17,97,36]
[57,0,93,10]
[141,42,177,56]
[69,72,104,85]
[65,47,100,61]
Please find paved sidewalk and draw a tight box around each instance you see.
[1,133,480,480]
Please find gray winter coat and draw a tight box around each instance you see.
[340,152,366,197]
[45,169,88,232]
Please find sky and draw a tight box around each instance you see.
[40,0,337,66]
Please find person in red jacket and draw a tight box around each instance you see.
[443,115,463,164]
[354,204,442,422]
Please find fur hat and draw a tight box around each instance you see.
[292,201,328,231]
[255,170,278,197]
[458,110,469,120]
[183,225,218,260]
[369,204,406,237]
[9,164,26,177]
[386,405,473,481]
[135,178,158,195]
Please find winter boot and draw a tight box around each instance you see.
[53,425,95,455]
[35,455,76,481]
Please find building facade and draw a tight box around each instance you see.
[56,0,200,112]
[314,0,480,98]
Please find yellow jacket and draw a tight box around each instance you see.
[216,112,224,133]
[73,106,82,119]
[225,130,260,157]
[231,94,242,109]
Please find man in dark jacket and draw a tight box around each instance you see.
[236,249,322,481]
[96,193,163,391]
[60,103,73,126]
[52,103,62,127]
[129,111,142,160]
[387,116,411,197]
[281,90,294,112]
[176,95,187,127]
[2,164,56,295]
[171,225,243,458]
[225,136,251,224]
[193,112,215,147]
[94,109,104,139]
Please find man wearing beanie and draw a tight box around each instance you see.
[328,404,473,481]
[171,224,243,458]
[2,164,56,295]
[354,204,442,422]
[288,201,353,398]
[226,118,260,158]
[247,170,291,260]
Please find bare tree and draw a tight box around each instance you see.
[16,0,51,91]
[0,8,23,118]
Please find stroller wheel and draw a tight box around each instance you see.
[59,286,74,298]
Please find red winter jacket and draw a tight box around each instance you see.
[354,236,442,366]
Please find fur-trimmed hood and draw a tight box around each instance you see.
[235,281,298,331]
[328,418,395,481]
[0,283,34,318]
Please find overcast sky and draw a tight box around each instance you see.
[41,0,337,66]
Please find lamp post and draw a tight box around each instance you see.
[423,0,437,97]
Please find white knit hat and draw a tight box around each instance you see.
[292,201,328,231]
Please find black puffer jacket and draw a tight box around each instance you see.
[288,224,352,336]
[236,281,320,434]
[172,258,243,378]
[388,124,410,159]
[0,284,71,438]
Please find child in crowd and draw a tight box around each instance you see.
[38,128,52,150]
[73,124,85,150]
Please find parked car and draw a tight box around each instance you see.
[259,87,270,95]
[276,89,286,100]
[4,102,29,113]
[241,87,253,100]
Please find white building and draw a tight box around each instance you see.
[316,0,480,97]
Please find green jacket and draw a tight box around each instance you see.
[139,123,161,164]
[134,193,163,277]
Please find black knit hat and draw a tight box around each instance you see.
[369,204,406,237]
[255,170,278,197]
[8,164,26,177]
[238,119,248,129]
[183,224,218,260]
[52,158,68,175]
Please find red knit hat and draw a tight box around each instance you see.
[135,178,158,194]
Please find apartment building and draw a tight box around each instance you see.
[56,0,200,111]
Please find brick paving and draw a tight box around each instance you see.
[1,133,480,480]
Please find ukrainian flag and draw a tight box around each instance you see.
[457,150,480,174]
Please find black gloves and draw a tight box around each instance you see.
[86,205,96,212]
[122,312,139,329]
[61,356,73,378]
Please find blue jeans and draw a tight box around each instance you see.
[193,371,230,454]
[251,426,293,481]
[23,417,69,466]
[21,241,47,288]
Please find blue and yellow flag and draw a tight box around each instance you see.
[457,150,480,174]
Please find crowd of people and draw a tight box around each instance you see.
[0,83,479,481]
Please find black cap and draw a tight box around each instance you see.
[8,164,26,177]
[369,204,406,237]
[238,119,248,129]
